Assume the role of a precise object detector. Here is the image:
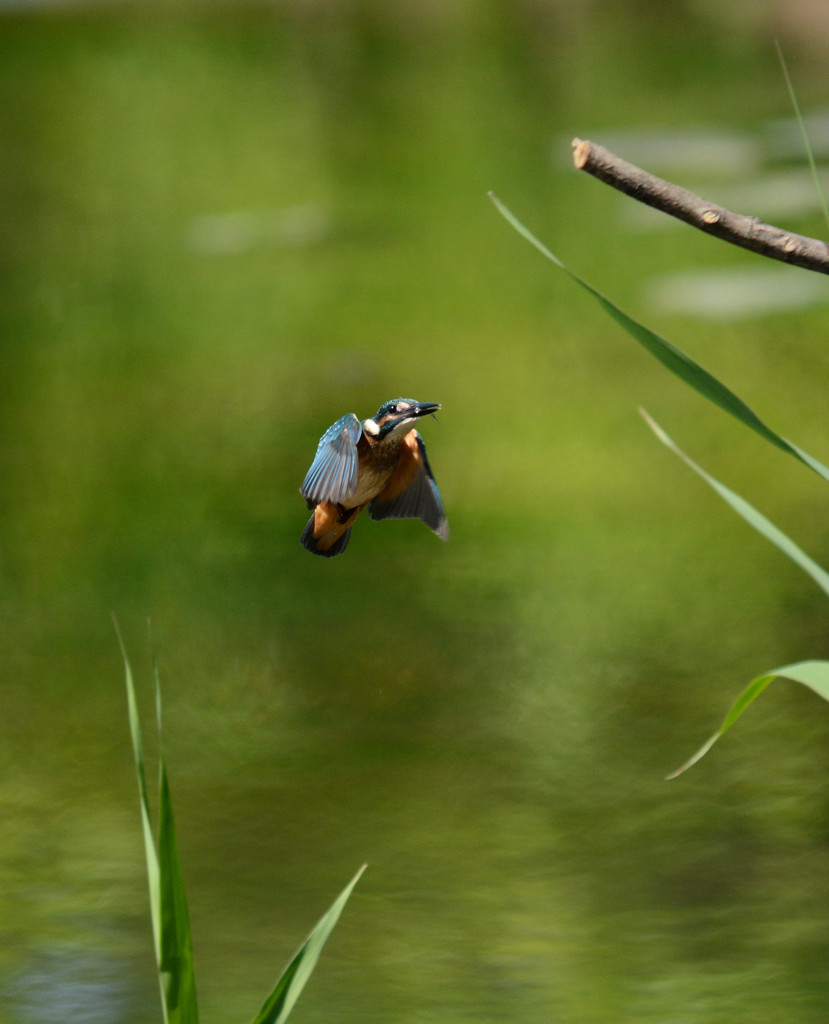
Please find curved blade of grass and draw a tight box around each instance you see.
[635,420,829,776]
[640,410,829,598]
[250,864,367,1024]
[489,193,829,484]
[115,618,199,1024]
[115,616,161,964]
[667,660,829,778]
[150,633,199,1024]
[158,760,199,1024]
[776,40,829,232]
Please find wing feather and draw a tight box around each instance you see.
[369,432,448,539]
[300,413,362,505]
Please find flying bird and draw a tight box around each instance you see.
[299,397,448,557]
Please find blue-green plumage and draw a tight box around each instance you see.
[299,398,448,556]
[301,413,362,509]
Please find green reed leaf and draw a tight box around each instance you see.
[641,410,829,598]
[250,864,367,1024]
[635,419,829,777]
[668,661,829,778]
[776,40,829,232]
[489,193,829,483]
[157,759,199,1024]
[115,617,162,964]
[116,619,199,1024]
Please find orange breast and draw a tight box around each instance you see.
[341,434,405,508]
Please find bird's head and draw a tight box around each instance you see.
[363,398,441,442]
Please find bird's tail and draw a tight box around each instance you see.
[300,513,352,557]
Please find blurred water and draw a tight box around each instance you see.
[646,264,829,318]
[2,3,829,1023]
[5,951,138,1024]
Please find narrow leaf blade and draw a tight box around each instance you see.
[158,761,199,1024]
[776,41,829,232]
[114,618,162,966]
[776,660,829,701]
[116,619,199,1024]
[668,661,829,778]
[489,193,829,483]
[250,864,367,1024]
[641,411,829,598]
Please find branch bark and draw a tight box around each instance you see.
[572,137,829,275]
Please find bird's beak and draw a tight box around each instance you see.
[413,401,441,421]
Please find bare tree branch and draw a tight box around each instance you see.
[572,137,829,276]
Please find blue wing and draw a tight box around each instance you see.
[369,433,449,539]
[300,413,362,506]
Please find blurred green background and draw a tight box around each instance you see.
[3,2,829,1022]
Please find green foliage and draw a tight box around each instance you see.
[489,193,829,483]
[667,661,829,778]
[117,619,198,1024]
[641,411,829,598]
[115,621,365,1024]
[776,41,829,232]
[641,414,829,776]
[491,200,829,775]
[249,864,366,1024]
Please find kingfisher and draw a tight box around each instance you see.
[299,397,449,557]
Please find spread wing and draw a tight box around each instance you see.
[300,413,362,507]
[369,432,449,539]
